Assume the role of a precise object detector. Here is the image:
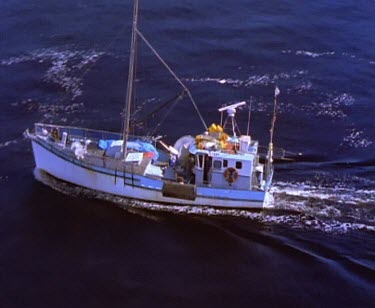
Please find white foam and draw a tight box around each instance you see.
[295,50,335,58]
[283,49,375,68]
[314,93,356,119]
[341,128,373,148]
[11,97,85,122]
[0,139,18,149]
[333,93,355,106]
[273,181,375,206]
[184,70,308,88]
[293,81,313,93]
[341,52,357,59]
[1,47,105,100]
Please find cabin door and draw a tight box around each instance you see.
[194,154,212,185]
[203,155,212,184]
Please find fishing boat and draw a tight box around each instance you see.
[26,0,279,209]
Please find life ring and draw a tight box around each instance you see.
[224,167,238,184]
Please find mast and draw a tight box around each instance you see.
[122,0,139,160]
[266,86,280,177]
[246,101,252,136]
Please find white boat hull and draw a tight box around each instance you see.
[31,139,268,209]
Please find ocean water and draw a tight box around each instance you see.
[1,0,374,307]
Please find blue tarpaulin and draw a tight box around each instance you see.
[98,139,159,161]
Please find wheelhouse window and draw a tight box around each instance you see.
[213,160,222,169]
[223,160,228,168]
[236,161,242,169]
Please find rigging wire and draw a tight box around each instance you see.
[133,90,186,130]
[135,28,208,131]
[146,90,186,136]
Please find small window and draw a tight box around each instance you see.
[223,160,228,168]
[236,161,242,169]
[213,160,222,169]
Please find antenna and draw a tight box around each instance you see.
[265,87,280,180]
[218,101,246,112]
[219,101,246,136]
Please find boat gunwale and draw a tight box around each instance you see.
[29,132,141,181]
[32,123,155,142]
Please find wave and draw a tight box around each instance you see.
[341,128,373,149]
[184,73,371,148]
[2,47,106,123]
[283,49,375,66]
[10,98,85,123]
[272,180,375,207]
[274,91,355,120]
[33,169,375,234]
[184,73,356,120]
[1,47,105,100]
[295,50,335,58]
[282,50,335,58]
[0,139,18,149]
[284,157,375,168]
[332,159,375,167]
[183,70,308,88]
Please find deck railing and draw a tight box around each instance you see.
[34,123,153,143]
[33,123,161,177]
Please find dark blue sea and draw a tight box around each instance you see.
[1,0,374,307]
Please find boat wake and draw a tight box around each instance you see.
[33,169,375,234]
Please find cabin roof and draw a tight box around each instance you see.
[193,149,255,161]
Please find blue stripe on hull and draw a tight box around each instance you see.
[197,187,265,202]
